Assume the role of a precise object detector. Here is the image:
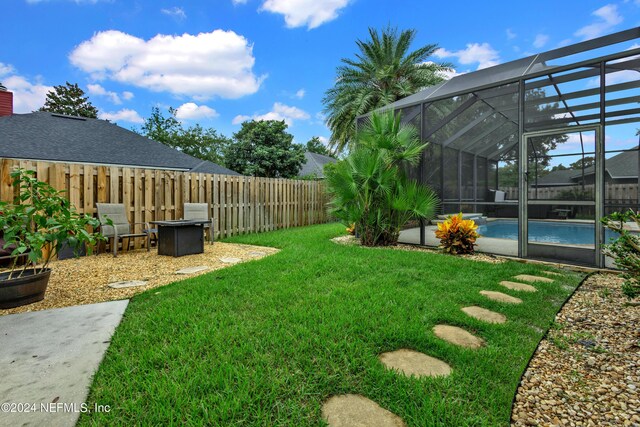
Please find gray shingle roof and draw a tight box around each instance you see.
[0,112,240,175]
[531,151,638,187]
[299,151,337,178]
[575,150,638,179]
[534,169,579,186]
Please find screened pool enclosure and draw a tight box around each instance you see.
[361,28,640,267]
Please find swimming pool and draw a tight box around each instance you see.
[477,220,615,245]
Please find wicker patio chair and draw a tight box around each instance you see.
[96,203,151,257]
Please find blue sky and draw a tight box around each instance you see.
[2,0,640,148]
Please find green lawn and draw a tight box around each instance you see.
[79,223,583,426]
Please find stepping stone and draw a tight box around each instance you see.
[543,270,564,276]
[433,325,485,349]
[219,257,242,264]
[461,306,507,324]
[499,280,537,292]
[513,274,554,283]
[379,349,451,378]
[248,251,267,256]
[480,290,522,304]
[107,280,148,289]
[175,266,209,275]
[322,394,406,427]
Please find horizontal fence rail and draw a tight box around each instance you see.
[504,184,638,203]
[0,158,330,242]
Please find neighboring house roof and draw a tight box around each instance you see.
[299,151,337,178]
[575,150,638,180]
[531,151,638,187]
[533,169,580,186]
[0,112,240,175]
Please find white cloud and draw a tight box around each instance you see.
[1,71,53,113]
[122,91,134,100]
[423,61,465,80]
[438,69,466,80]
[533,34,549,49]
[87,83,128,104]
[434,43,500,70]
[232,102,310,126]
[174,102,219,120]
[575,4,622,40]
[161,6,186,20]
[0,63,15,77]
[506,29,517,40]
[232,114,251,125]
[295,88,305,99]
[69,29,265,100]
[232,0,247,4]
[99,108,144,124]
[260,0,350,29]
[318,136,329,145]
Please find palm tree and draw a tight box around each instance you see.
[323,27,452,154]
[325,111,440,246]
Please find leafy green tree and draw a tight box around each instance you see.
[139,107,181,146]
[550,164,568,172]
[39,82,98,118]
[326,111,439,246]
[138,107,230,164]
[305,137,332,157]
[225,120,305,178]
[496,88,568,187]
[323,26,452,154]
[569,156,595,170]
[173,124,230,165]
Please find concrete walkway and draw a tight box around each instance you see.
[0,300,128,427]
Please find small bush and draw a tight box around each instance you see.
[435,213,479,255]
[601,209,640,299]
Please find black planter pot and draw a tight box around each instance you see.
[0,268,51,309]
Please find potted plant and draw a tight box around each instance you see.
[0,169,103,308]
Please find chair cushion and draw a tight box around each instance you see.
[184,203,210,221]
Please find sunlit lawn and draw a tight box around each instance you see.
[80,223,582,426]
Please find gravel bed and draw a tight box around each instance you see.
[512,273,640,427]
[0,242,279,316]
[331,235,504,264]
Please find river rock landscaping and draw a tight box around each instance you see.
[512,273,640,427]
[0,242,278,316]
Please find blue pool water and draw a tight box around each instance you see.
[477,220,616,245]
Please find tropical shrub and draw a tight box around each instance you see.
[601,210,640,299]
[326,111,439,246]
[435,213,479,255]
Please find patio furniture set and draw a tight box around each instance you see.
[96,203,215,257]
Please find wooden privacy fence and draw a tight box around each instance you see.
[504,183,638,203]
[0,158,330,242]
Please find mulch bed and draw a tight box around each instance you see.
[0,242,278,316]
[512,273,640,427]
